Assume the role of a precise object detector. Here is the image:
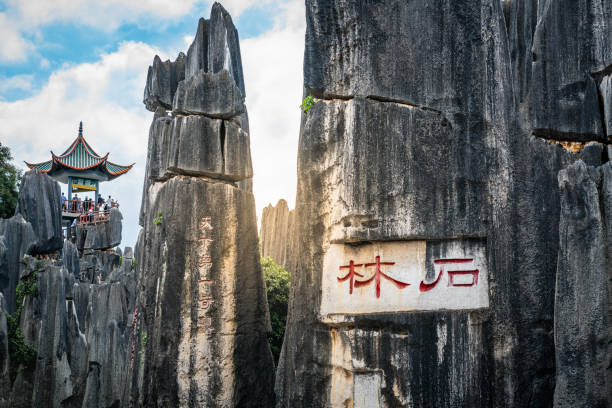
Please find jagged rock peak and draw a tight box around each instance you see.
[143,53,186,112]
[143,3,245,112]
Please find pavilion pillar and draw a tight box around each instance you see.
[68,176,72,200]
[94,180,99,204]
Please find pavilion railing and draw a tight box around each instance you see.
[63,199,119,214]
[78,210,111,225]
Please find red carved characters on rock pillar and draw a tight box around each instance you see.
[419,258,479,292]
[197,217,214,332]
[338,255,409,298]
[337,260,364,294]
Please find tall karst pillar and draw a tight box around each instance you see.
[134,4,274,406]
[277,1,515,406]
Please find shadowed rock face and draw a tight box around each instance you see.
[5,255,138,408]
[0,215,36,315]
[554,161,612,408]
[135,3,274,406]
[74,208,122,252]
[505,0,612,141]
[260,199,295,272]
[276,1,611,407]
[15,170,62,255]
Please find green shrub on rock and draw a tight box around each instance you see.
[261,256,290,364]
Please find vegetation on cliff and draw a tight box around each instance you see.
[0,143,22,219]
[262,256,290,364]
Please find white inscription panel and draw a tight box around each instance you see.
[320,239,488,315]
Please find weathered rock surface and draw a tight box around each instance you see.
[505,0,612,141]
[143,3,245,114]
[530,0,611,141]
[0,294,9,406]
[75,208,122,251]
[62,239,79,276]
[15,170,62,254]
[276,1,609,407]
[173,70,245,118]
[135,4,274,406]
[185,6,245,95]
[260,199,294,271]
[143,54,186,112]
[554,160,612,408]
[0,215,36,314]
[135,177,273,407]
[6,255,137,408]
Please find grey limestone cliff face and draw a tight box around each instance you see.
[0,294,8,407]
[74,208,122,252]
[0,215,36,315]
[135,3,274,407]
[15,170,63,255]
[276,1,611,407]
[6,254,138,408]
[554,160,612,408]
[505,0,612,141]
[260,199,295,272]
[0,162,137,407]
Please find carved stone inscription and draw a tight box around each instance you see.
[320,238,488,315]
[197,216,214,332]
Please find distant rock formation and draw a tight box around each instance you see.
[134,3,274,406]
[0,169,137,408]
[276,1,611,407]
[260,199,295,272]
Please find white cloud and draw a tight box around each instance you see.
[0,41,164,248]
[0,0,284,63]
[0,13,34,62]
[184,35,195,47]
[242,0,305,218]
[1,0,306,245]
[219,0,274,17]
[7,0,202,29]
[0,74,34,93]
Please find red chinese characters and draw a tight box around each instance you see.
[419,258,479,292]
[338,256,409,298]
[197,217,215,333]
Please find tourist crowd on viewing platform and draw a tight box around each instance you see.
[61,192,119,226]
[61,192,119,214]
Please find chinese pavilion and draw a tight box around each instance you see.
[24,121,134,204]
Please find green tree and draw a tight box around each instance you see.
[0,143,22,218]
[262,256,290,364]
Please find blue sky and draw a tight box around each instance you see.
[0,0,304,249]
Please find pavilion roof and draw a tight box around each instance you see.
[24,121,134,180]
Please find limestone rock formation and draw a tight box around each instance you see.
[173,70,246,118]
[0,158,137,407]
[5,254,137,408]
[0,294,8,406]
[276,1,611,407]
[143,54,186,111]
[530,0,611,141]
[555,160,612,408]
[135,3,274,406]
[74,208,122,251]
[0,215,36,314]
[260,199,295,272]
[15,170,62,254]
